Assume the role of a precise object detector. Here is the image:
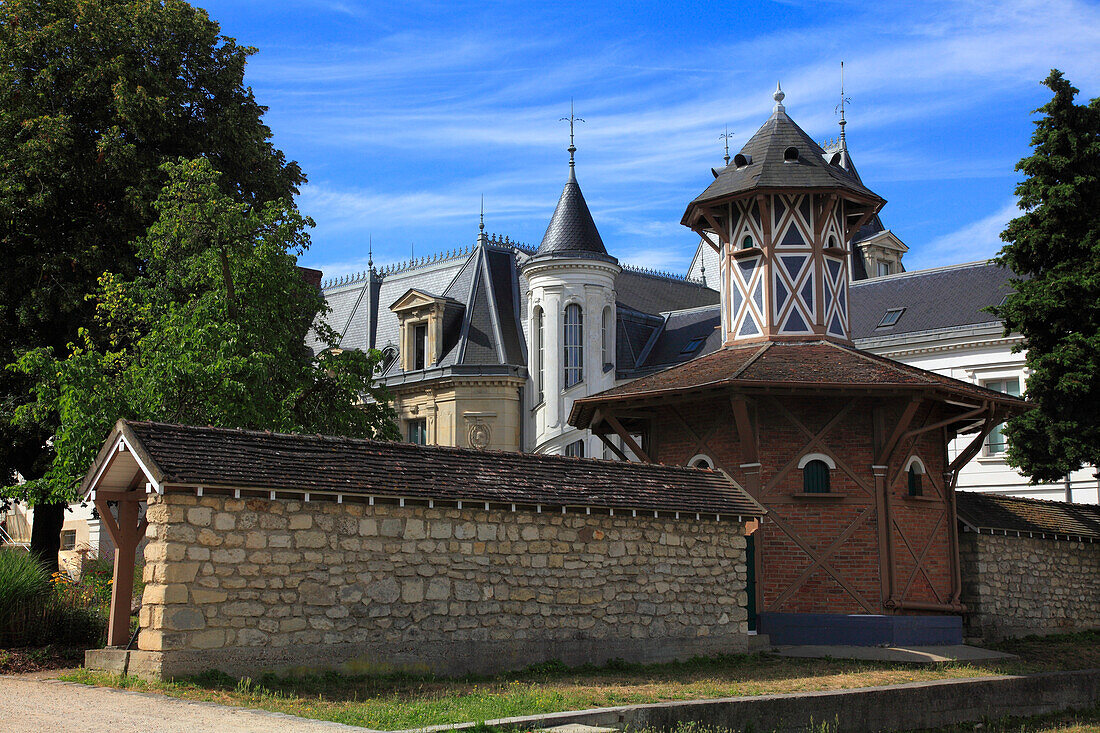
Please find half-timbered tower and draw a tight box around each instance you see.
[568,88,1030,644]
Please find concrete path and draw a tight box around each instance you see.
[771,643,1016,664]
[0,676,371,733]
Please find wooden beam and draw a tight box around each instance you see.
[730,397,758,465]
[948,407,994,474]
[875,398,923,466]
[93,498,123,549]
[107,499,141,647]
[604,412,652,464]
[596,432,631,462]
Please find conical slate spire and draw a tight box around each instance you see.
[532,168,616,263]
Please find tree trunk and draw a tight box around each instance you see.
[29,502,65,574]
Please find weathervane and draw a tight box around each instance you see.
[560,99,584,169]
[719,127,735,166]
[835,61,850,155]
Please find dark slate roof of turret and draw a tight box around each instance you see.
[684,103,883,219]
[530,168,617,264]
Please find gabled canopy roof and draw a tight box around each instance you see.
[569,340,1030,430]
[80,420,765,518]
[683,97,884,224]
[528,168,616,264]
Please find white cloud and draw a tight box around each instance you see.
[908,200,1020,270]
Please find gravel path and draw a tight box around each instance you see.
[0,676,375,733]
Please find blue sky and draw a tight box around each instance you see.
[199,0,1100,280]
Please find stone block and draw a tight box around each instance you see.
[213,513,235,531]
[289,514,313,530]
[162,607,206,631]
[142,584,189,606]
[295,531,327,549]
[187,507,212,527]
[366,577,400,603]
[189,629,227,649]
[299,581,337,606]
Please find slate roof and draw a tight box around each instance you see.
[616,269,718,315]
[957,491,1100,541]
[529,168,617,264]
[684,104,883,220]
[92,420,764,517]
[569,340,1030,429]
[850,261,1013,341]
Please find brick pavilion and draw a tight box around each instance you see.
[569,85,1029,644]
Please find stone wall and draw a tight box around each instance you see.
[960,531,1100,639]
[132,491,761,678]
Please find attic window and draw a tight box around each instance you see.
[741,235,755,250]
[878,308,905,328]
[734,153,751,168]
[829,152,843,166]
[783,147,799,162]
[680,336,707,354]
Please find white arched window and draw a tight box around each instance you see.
[564,303,583,388]
[534,307,544,403]
[905,456,926,497]
[601,306,613,371]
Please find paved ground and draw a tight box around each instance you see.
[772,643,1016,663]
[0,676,371,733]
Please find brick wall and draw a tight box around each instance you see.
[651,395,957,615]
[132,492,761,678]
[960,531,1100,639]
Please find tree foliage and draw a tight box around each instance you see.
[993,70,1100,482]
[12,158,399,502]
[0,0,304,494]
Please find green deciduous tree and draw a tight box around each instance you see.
[12,158,399,518]
[0,0,305,565]
[993,70,1100,483]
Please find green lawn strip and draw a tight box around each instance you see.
[57,631,1100,731]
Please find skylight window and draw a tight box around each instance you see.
[878,308,905,328]
[681,336,707,354]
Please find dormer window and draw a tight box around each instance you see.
[741,235,755,250]
[878,308,905,328]
[783,146,799,162]
[390,288,463,372]
[734,153,752,168]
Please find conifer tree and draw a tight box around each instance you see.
[993,70,1100,483]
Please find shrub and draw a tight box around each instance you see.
[0,549,50,645]
[0,548,107,648]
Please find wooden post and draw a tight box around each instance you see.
[95,497,147,647]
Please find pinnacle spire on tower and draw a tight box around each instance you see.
[477,195,488,245]
[720,127,734,166]
[773,82,785,112]
[559,99,584,177]
[835,61,851,168]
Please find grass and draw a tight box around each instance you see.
[59,631,1100,731]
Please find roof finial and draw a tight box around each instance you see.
[477,195,488,245]
[835,61,850,166]
[719,127,734,166]
[560,98,584,174]
[773,81,785,112]
[368,234,373,270]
